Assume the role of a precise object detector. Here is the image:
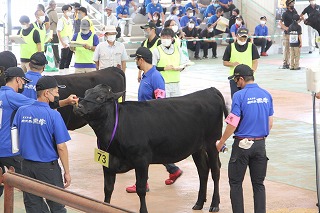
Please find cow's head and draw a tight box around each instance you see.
[74,84,124,121]
[305,11,320,34]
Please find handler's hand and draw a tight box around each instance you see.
[63,172,71,188]
[67,94,79,105]
[164,65,174,71]
[216,140,224,152]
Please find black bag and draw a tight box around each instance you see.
[140,1,146,16]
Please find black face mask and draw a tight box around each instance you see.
[289,5,294,9]
[49,96,60,109]
[18,84,25,93]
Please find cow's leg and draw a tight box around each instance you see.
[191,149,209,210]
[103,166,116,203]
[207,145,221,212]
[134,164,149,213]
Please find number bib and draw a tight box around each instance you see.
[94,148,109,167]
[289,34,298,44]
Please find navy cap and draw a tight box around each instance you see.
[228,64,253,80]
[4,67,32,83]
[30,52,48,66]
[130,47,152,61]
[36,76,66,91]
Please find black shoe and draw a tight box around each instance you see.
[309,51,313,54]
[212,55,218,59]
[294,67,301,70]
[282,64,290,69]
[203,56,208,59]
[290,68,294,70]
[194,56,201,60]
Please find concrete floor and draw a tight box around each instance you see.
[1,48,320,212]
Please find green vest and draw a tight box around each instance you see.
[75,32,94,64]
[59,17,73,40]
[143,38,159,52]
[33,23,46,51]
[19,28,39,59]
[157,45,180,83]
[229,42,252,76]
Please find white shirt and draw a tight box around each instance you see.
[57,16,73,44]
[106,14,118,27]
[93,41,128,70]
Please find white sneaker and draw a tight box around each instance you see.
[127,34,131,37]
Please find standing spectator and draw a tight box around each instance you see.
[12,76,72,213]
[229,8,239,27]
[146,0,165,26]
[17,15,41,72]
[78,7,95,34]
[288,14,302,70]
[57,4,73,69]
[180,7,199,28]
[93,26,128,72]
[71,20,99,73]
[184,0,200,15]
[300,0,320,54]
[279,0,298,69]
[36,4,50,31]
[116,0,133,37]
[174,0,186,19]
[200,23,218,58]
[204,0,221,18]
[166,6,182,30]
[216,64,274,213]
[254,16,272,56]
[218,0,235,14]
[46,0,60,67]
[182,20,201,59]
[71,2,82,34]
[33,10,47,52]
[223,28,260,97]
[207,7,225,36]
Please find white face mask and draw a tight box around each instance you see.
[39,16,45,22]
[107,35,117,42]
[310,1,316,5]
[208,27,214,32]
[236,20,242,25]
[104,12,109,16]
[66,11,72,17]
[21,25,28,30]
[176,3,181,6]
[153,16,158,20]
[175,10,180,15]
[237,39,246,46]
[260,20,266,25]
[161,38,172,47]
[172,25,179,33]
[120,1,126,6]
[188,12,193,17]
[188,23,195,28]
[81,29,90,34]
[153,0,158,3]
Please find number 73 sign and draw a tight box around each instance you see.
[94,148,110,167]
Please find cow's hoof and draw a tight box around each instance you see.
[209,206,220,212]
[192,204,203,210]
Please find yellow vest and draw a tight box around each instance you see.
[157,45,181,83]
[143,38,159,52]
[32,22,46,51]
[75,32,94,64]
[229,42,252,76]
[59,17,73,40]
[82,16,95,34]
[19,28,39,59]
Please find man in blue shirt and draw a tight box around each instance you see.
[146,0,165,25]
[184,0,200,16]
[216,64,274,213]
[174,0,186,18]
[125,47,183,193]
[116,0,133,37]
[180,7,199,28]
[207,7,225,35]
[254,16,272,56]
[204,0,221,18]
[13,76,72,213]
[219,0,235,14]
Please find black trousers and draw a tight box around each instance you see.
[22,160,66,213]
[0,155,23,197]
[254,38,272,53]
[229,79,240,98]
[51,34,60,66]
[163,163,179,174]
[187,41,201,57]
[221,3,236,13]
[59,47,73,69]
[229,138,268,213]
[201,42,217,57]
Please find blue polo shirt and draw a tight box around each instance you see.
[204,4,220,17]
[254,24,268,36]
[180,15,199,27]
[118,0,133,7]
[176,5,186,17]
[138,66,165,101]
[231,83,274,138]
[144,0,151,7]
[230,24,246,35]
[220,0,231,4]
[71,31,99,68]
[12,101,71,162]
[22,71,42,99]
[0,86,35,157]
[184,2,199,15]
[146,3,163,15]
[207,14,218,25]
[116,5,130,19]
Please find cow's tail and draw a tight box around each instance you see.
[215,88,229,119]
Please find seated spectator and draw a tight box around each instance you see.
[207,7,225,35]
[180,7,199,28]
[182,20,201,59]
[200,23,217,58]
[103,7,121,39]
[204,0,221,18]
[118,0,138,21]
[116,0,133,37]
[166,6,182,30]
[146,0,165,25]
[184,0,200,15]
[229,15,246,43]
[164,19,184,42]
[151,11,162,27]
[198,0,211,15]
[253,16,272,56]
[174,0,186,19]
[229,8,239,27]
[219,0,235,14]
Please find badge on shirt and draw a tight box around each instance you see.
[316,36,320,43]
[94,148,109,167]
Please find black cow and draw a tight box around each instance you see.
[305,10,320,35]
[74,84,228,213]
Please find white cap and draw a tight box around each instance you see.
[103,25,117,34]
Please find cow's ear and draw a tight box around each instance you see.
[113,91,125,100]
